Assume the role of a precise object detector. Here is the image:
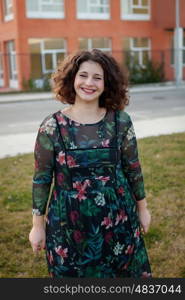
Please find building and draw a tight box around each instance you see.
[0,0,185,91]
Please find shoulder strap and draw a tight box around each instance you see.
[53,113,67,151]
[53,112,72,172]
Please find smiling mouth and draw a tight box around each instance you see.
[81,87,96,94]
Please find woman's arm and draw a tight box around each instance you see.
[121,115,151,233]
[29,116,55,252]
[136,198,151,234]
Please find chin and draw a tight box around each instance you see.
[78,94,99,102]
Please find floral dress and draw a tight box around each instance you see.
[32,109,152,278]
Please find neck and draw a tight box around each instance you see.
[66,99,106,124]
[72,98,101,115]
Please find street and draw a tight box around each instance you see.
[0,88,185,135]
[0,87,185,158]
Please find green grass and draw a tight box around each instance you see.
[0,132,185,278]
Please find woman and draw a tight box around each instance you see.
[29,49,152,278]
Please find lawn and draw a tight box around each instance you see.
[0,132,185,278]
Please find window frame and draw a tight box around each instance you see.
[126,37,151,67]
[0,52,4,86]
[4,0,14,22]
[29,38,67,78]
[77,0,110,20]
[41,39,67,73]
[121,0,151,21]
[6,40,18,88]
[79,37,112,52]
[26,0,65,19]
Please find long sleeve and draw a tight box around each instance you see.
[32,116,55,215]
[121,116,146,201]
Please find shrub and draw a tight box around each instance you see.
[125,52,165,84]
[22,74,52,92]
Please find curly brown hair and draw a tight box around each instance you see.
[52,49,129,111]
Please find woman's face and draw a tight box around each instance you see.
[74,60,104,104]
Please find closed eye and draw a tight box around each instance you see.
[79,74,87,78]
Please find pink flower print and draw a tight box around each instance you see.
[117,186,124,195]
[55,246,68,264]
[57,173,64,185]
[47,250,54,265]
[125,244,134,255]
[34,159,39,169]
[101,139,110,147]
[130,161,140,169]
[70,210,79,225]
[122,261,130,270]
[61,128,67,136]
[95,176,110,185]
[39,126,45,134]
[83,179,91,189]
[55,246,68,258]
[76,190,87,201]
[67,155,79,167]
[57,151,66,165]
[101,214,113,229]
[73,180,91,201]
[34,141,39,152]
[141,272,152,278]
[115,209,128,225]
[105,231,113,243]
[134,228,140,239]
[73,230,85,243]
[58,114,67,126]
[73,181,82,191]
[57,152,79,167]
[79,191,87,201]
[53,190,57,200]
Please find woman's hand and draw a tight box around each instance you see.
[137,199,151,234]
[29,226,46,253]
[138,208,151,234]
[29,215,46,253]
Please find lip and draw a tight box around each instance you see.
[81,87,96,94]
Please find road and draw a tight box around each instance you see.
[0,88,185,158]
[0,88,185,136]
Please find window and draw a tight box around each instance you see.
[6,41,18,88]
[183,34,185,65]
[77,0,110,20]
[26,0,65,19]
[123,37,151,67]
[79,37,111,52]
[121,0,150,20]
[29,38,66,86]
[0,53,4,86]
[3,0,14,21]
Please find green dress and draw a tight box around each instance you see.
[32,109,152,278]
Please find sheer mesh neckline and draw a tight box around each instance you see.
[60,109,108,126]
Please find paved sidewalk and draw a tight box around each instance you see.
[0,92,53,104]
[0,114,185,159]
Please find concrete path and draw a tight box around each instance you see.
[0,114,185,159]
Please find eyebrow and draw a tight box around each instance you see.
[78,71,103,77]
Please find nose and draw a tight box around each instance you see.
[84,76,94,86]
